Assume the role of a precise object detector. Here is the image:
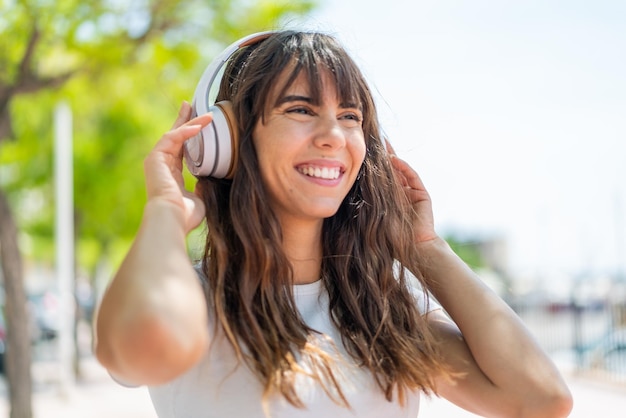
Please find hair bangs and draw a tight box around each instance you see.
[266,33,365,112]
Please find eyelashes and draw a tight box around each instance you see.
[284,106,363,126]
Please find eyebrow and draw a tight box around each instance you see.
[276,95,313,106]
[341,101,363,111]
[277,94,362,110]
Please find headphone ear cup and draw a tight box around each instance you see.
[183,101,239,178]
[184,32,272,179]
[214,101,239,179]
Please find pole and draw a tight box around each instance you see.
[54,101,76,394]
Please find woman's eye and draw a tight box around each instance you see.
[340,112,363,125]
[287,107,313,115]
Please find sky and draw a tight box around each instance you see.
[286,0,626,279]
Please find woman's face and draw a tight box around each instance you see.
[252,67,366,227]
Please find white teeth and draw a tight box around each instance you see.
[298,166,340,180]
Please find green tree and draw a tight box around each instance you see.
[0,1,316,416]
[445,235,486,270]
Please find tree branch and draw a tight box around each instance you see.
[0,22,77,141]
[0,23,40,141]
[14,71,76,95]
[18,23,41,83]
[0,107,14,141]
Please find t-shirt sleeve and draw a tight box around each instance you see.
[404,269,442,315]
[410,285,442,315]
[108,372,141,388]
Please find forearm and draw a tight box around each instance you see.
[94,199,209,385]
[420,238,538,373]
[417,237,572,416]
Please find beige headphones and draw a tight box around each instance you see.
[184,31,274,178]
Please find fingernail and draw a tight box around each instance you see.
[183,124,202,131]
[179,101,191,114]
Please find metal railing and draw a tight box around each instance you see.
[513,296,626,385]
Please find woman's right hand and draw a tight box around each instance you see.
[143,101,214,233]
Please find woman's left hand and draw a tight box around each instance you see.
[386,141,438,244]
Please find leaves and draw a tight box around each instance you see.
[0,0,318,272]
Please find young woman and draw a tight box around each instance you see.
[94,30,573,417]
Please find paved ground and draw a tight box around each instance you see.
[421,375,626,417]
[1,356,625,417]
[0,358,155,418]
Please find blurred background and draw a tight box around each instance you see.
[1,0,625,417]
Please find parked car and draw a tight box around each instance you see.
[27,290,60,341]
[0,308,6,375]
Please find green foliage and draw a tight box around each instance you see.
[444,235,486,270]
[0,0,318,273]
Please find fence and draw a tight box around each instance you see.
[512,294,626,385]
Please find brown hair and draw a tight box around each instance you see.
[197,30,450,409]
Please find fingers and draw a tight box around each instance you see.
[385,139,422,188]
[152,124,202,157]
[169,101,214,141]
[385,140,436,239]
[384,138,397,156]
[389,151,427,192]
[171,101,193,130]
[143,105,215,195]
[154,107,214,155]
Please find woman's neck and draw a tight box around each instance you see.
[280,218,323,285]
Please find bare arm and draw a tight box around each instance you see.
[93,103,213,385]
[388,149,573,417]
[421,238,572,417]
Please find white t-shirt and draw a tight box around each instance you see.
[148,278,439,418]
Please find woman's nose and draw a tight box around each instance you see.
[312,115,346,150]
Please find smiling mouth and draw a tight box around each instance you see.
[297,166,342,180]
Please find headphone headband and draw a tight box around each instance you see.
[192,31,275,114]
